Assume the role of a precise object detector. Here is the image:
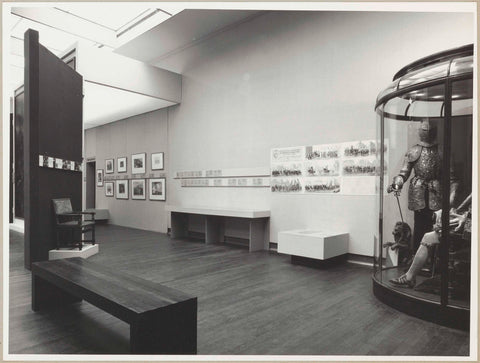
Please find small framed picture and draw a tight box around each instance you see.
[116,180,128,199]
[105,182,114,197]
[149,178,166,201]
[62,159,71,170]
[55,158,63,169]
[151,152,164,171]
[117,157,127,173]
[105,159,114,174]
[131,179,146,200]
[96,169,104,187]
[132,152,146,174]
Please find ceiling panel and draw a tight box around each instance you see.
[11,15,89,52]
[8,65,24,91]
[83,82,176,128]
[9,54,24,68]
[10,36,24,56]
[115,9,263,64]
[54,4,155,31]
[6,5,182,127]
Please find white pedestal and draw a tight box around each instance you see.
[278,230,348,260]
[48,243,99,260]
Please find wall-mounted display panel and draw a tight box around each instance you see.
[105,182,114,197]
[105,159,114,173]
[116,180,128,199]
[117,157,127,173]
[175,167,270,188]
[151,152,164,170]
[131,179,146,200]
[131,152,146,174]
[96,169,104,187]
[149,178,166,201]
[270,140,387,195]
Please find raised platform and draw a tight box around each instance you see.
[48,243,99,260]
[372,267,469,331]
[278,229,349,260]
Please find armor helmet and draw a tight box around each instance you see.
[418,120,437,143]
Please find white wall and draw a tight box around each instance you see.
[85,10,474,255]
[161,11,474,256]
[85,109,169,232]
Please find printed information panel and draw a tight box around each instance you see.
[271,140,387,195]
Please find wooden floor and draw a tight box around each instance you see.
[8,225,469,356]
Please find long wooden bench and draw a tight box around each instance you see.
[31,257,197,354]
[165,206,270,252]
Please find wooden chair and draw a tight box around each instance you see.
[52,198,96,250]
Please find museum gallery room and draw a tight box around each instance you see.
[4,2,478,360]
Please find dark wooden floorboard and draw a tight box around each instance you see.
[8,225,469,356]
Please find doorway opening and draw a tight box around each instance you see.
[86,161,96,209]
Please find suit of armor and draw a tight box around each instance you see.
[399,144,443,211]
[390,121,459,251]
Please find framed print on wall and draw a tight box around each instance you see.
[96,169,104,187]
[105,159,114,174]
[131,179,146,200]
[116,180,128,199]
[105,182,114,197]
[132,152,146,174]
[149,178,166,201]
[151,152,164,171]
[117,157,127,173]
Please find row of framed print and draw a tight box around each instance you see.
[104,178,166,201]
[39,155,82,172]
[104,152,164,175]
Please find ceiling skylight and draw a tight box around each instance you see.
[7,4,183,93]
[54,4,157,31]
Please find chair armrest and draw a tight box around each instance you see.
[58,212,84,217]
[78,211,96,221]
[77,211,96,216]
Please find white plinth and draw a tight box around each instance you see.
[49,244,99,260]
[278,230,349,260]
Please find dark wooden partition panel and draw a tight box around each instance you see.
[14,90,25,219]
[24,29,83,269]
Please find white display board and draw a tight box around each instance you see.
[271,140,388,195]
[175,167,271,188]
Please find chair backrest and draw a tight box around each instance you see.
[52,198,73,215]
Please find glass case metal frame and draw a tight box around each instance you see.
[373,44,473,330]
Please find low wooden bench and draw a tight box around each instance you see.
[31,257,197,354]
[165,206,270,252]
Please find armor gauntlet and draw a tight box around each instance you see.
[389,150,415,192]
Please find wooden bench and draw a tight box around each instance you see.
[31,257,197,354]
[165,206,270,252]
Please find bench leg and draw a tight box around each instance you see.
[32,274,82,312]
[171,212,188,239]
[205,216,224,244]
[249,218,268,252]
[130,298,197,354]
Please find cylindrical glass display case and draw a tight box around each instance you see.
[373,45,473,330]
